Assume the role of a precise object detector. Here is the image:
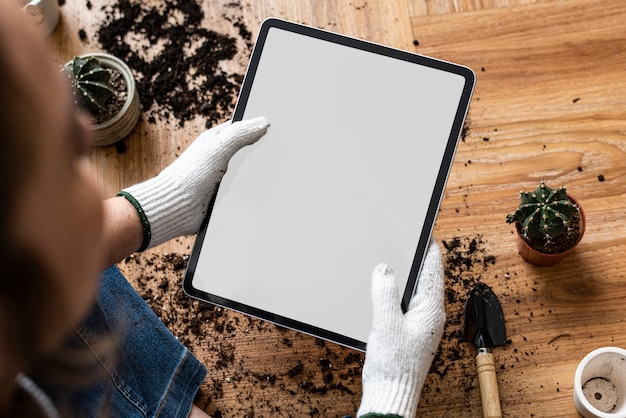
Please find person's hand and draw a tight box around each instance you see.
[357,239,445,418]
[119,117,270,251]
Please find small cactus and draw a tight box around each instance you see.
[68,56,114,116]
[506,181,579,243]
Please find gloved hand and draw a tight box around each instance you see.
[119,117,270,251]
[357,239,445,418]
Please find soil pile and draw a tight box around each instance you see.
[96,0,249,127]
[418,235,496,412]
[118,235,496,416]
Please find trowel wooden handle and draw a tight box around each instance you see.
[476,350,502,418]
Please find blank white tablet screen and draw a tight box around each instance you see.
[189,21,470,347]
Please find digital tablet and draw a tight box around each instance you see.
[183,18,474,351]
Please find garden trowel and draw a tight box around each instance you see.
[463,282,507,418]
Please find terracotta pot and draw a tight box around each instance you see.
[65,53,141,146]
[515,194,586,266]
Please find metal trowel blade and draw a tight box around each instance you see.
[463,282,507,349]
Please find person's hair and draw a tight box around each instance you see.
[0,0,53,378]
[0,24,113,418]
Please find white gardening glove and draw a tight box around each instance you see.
[119,117,270,251]
[357,239,445,418]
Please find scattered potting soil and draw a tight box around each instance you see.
[119,236,496,415]
[418,235,496,407]
[95,0,250,128]
[460,119,471,142]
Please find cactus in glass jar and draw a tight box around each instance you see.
[506,181,579,243]
[67,56,114,115]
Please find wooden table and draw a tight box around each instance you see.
[48,0,626,416]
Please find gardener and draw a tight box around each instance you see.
[0,2,444,417]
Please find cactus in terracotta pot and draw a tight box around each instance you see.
[506,181,579,243]
[506,181,585,265]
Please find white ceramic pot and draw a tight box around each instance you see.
[21,0,60,37]
[574,347,626,418]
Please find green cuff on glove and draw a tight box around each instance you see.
[117,191,152,252]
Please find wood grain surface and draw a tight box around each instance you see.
[44,0,626,416]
